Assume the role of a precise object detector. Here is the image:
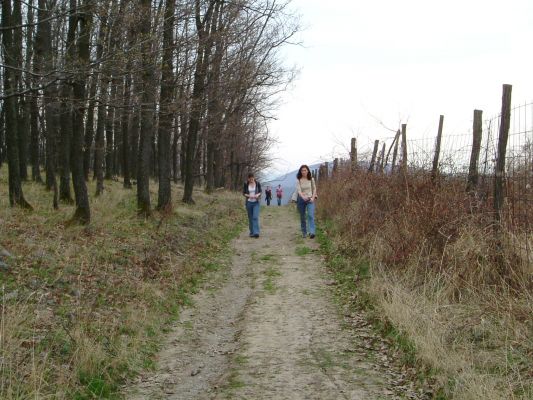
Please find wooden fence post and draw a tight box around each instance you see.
[324,162,329,180]
[466,109,483,193]
[494,84,512,224]
[368,140,379,172]
[350,137,357,173]
[400,124,408,176]
[391,129,400,173]
[431,115,444,183]
[379,142,386,173]
[400,123,410,202]
[333,158,338,175]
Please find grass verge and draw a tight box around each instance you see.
[316,171,532,400]
[0,171,245,399]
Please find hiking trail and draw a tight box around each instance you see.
[125,206,426,399]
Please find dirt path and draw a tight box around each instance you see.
[125,206,424,399]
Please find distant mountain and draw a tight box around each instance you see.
[261,163,324,205]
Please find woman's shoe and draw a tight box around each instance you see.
[309,234,315,239]
[253,234,259,238]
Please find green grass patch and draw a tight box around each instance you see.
[75,372,119,400]
[295,246,312,256]
[263,266,281,294]
[233,354,248,366]
[259,254,277,262]
[226,370,246,390]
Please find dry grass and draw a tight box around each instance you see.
[0,170,244,398]
[318,170,532,399]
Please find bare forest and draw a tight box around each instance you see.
[0,0,298,220]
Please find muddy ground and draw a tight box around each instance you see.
[125,206,429,400]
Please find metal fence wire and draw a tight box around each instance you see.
[399,102,533,231]
[324,100,533,269]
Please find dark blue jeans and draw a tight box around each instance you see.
[297,196,315,236]
[245,200,260,235]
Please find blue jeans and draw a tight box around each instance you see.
[297,196,315,236]
[277,197,281,206]
[246,201,260,235]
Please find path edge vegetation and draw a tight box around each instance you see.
[0,175,245,399]
[316,171,532,400]
[316,222,442,398]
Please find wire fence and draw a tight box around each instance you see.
[314,94,533,269]
[402,102,533,231]
[404,102,532,176]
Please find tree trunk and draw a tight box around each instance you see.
[45,98,59,209]
[13,0,29,181]
[206,1,224,193]
[172,129,180,183]
[58,96,73,202]
[58,0,78,203]
[1,0,32,208]
[0,106,5,168]
[157,0,176,210]
[137,0,156,215]
[122,72,132,188]
[105,81,117,180]
[27,0,40,182]
[70,0,92,224]
[35,0,56,202]
[83,73,98,181]
[179,89,188,184]
[94,79,108,196]
[183,0,218,204]
[29,92,41,182]
[130,102,140,181]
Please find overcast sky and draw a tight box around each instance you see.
[265,0,533,178]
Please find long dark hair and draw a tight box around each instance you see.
[297,165,312,180]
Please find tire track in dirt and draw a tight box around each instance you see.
[125,206,424,399]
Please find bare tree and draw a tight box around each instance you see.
[136,0,157,215]
[1,0,32,208]
[156,0,177,210]
[70,0,92,224]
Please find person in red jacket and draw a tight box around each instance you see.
[275,184,283,206]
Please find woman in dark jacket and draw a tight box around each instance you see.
[242,173,262,238]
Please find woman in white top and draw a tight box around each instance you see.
[242,173,262,238]
[295,165,317,238]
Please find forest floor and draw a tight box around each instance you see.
[125,206,430,400]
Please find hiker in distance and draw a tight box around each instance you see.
[295,165,318,239]
[276,184,283,206]
[265,186,273,206]
[243,173,262,238]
